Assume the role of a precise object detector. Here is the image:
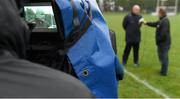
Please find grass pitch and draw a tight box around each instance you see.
[104,12,180,98]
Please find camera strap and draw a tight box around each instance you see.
[51,0,92,75]
[58,0,92,55]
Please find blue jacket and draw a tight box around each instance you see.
[55,0,124,98]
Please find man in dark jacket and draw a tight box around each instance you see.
[122,5,143,66]
[145,8,171,76]
[0,0,93,97]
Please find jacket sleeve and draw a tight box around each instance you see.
[123,15,128,30]
[139,16,143,27]
[115,56,124,80]
[146,21,159,28]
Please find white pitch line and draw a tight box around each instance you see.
[125,69,171,99]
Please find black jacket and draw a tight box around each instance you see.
[146,17,171,46]
[0,51,93,98]
[15,0,30,17]
[0,0,92,98]
[123,13,142,43]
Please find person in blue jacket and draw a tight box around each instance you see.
[0,0,93,98]
[55,0,124,98]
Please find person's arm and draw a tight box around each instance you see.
[139,16,143,27]
[146,21,159,28]
[123,15,128,30]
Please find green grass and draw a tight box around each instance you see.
[104,12,180,98]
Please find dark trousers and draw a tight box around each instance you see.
[122,42,140,65]
[157,45,170,75]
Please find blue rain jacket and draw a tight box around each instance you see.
[55,0,124,98]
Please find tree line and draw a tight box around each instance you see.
[101,0,180,13]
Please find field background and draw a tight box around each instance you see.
[104,13,180,98]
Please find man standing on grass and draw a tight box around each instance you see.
[145,8,171,76]
[122,5,143,66]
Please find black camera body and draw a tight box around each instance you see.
[22,0,71,72]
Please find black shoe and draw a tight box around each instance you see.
[160,72,167,76]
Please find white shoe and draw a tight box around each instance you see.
[134,64,139,67]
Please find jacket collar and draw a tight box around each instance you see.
[160,16,167,20]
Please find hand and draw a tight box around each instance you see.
[139,18,147,25]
